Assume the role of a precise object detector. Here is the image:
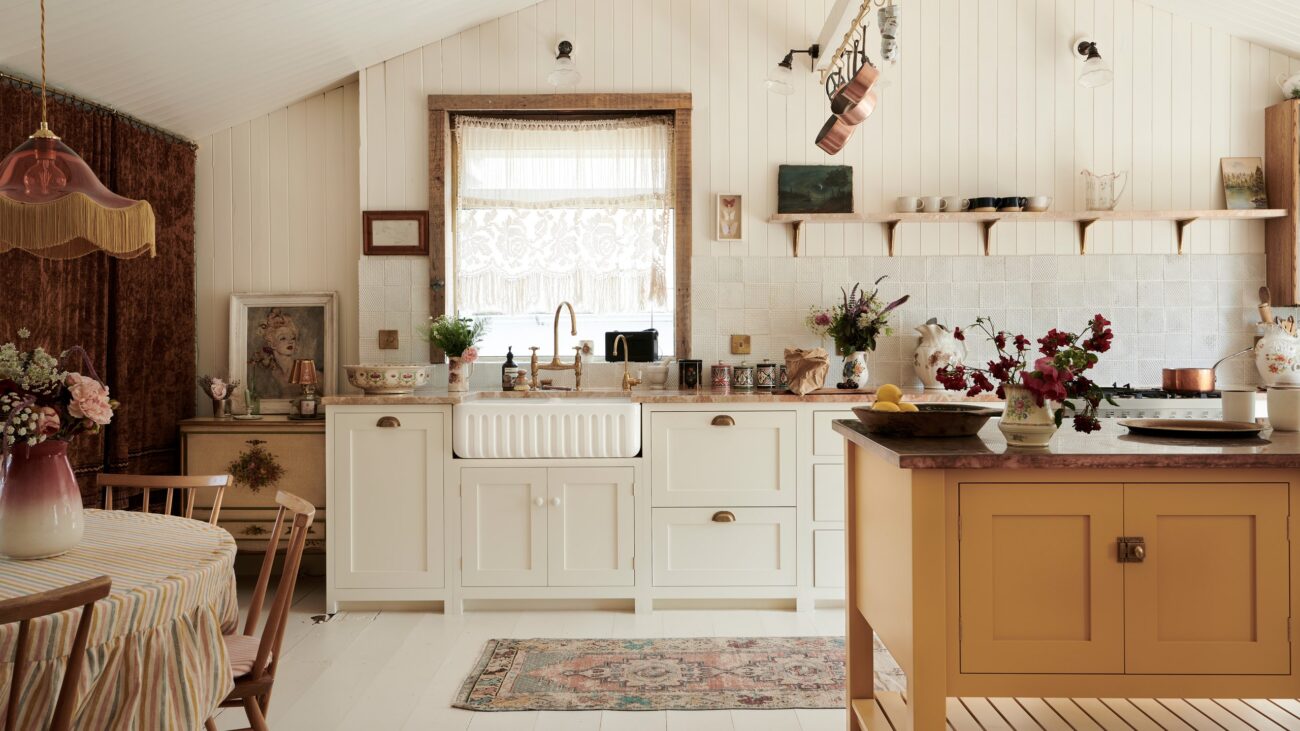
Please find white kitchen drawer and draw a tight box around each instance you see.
[650,411,796,507]
[813,530,845,588]
[812,464,845,523]
[812,410,853,456]
[652,507,795,586]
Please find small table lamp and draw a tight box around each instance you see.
[289,359,320,417]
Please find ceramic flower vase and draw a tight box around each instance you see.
[447,357,469,392]
[998,384,1059,448]
[913,323,966,389]
[0,440,84,559]
[841,351,869,390]
[1255,323,1300,387]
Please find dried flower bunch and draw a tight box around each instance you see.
[805,277,910,356]
[421,315,486,362]
[0,328,117,449]
[936,315,1115,432]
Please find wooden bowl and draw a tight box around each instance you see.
[851,403,1002,438]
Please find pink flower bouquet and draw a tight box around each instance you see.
[0,328,117,449]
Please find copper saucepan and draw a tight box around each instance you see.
[815,114,856,155]
[830,61,881,113]
[1161,348,1253,394]
[835,88,878,126]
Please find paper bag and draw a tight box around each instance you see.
[784,347,830,396]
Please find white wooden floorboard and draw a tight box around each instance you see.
[729,709,803,730]
[600,710,670,730]
[666,709,734,730]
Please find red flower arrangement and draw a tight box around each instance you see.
[936,315,1115,433]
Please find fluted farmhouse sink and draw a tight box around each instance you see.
[453,398,641,458]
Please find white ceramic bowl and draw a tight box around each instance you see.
[344,364,430,394]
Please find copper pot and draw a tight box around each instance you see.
[835,88,878,125]
[1161,348,1253,394]
[815,115,855,154]
[830,61,881,113]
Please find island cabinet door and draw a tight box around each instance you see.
[332,411,444,589]
[546,467,635,587]
[1123,482,1291,675]
[959,483,1125,674]
[461,468,548,587]
[650,411,797,507]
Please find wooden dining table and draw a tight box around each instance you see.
[0,509,238,730]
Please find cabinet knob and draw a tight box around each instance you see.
[376,416,401,428]
[533,497,545,507]
[711,415,736,427]
[550,497,562,507]
[711,510,736,523]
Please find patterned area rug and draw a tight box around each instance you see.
[453,636,899,712]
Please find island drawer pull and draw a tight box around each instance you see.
[711,415,736,427]
[711,510,736,523]
[1117,536,1146,562]
[376,416,401,428]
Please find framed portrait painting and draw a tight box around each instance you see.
[229,293,337,414]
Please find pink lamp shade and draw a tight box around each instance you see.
[0,126,156,259]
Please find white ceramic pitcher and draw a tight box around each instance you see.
[913,321,966,389]
[1082,169,1128,211]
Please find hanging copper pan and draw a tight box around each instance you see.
[831,61,881,114]
[835,88,878,126]
[815,115,855,154]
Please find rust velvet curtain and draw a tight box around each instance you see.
[0,79,196,500]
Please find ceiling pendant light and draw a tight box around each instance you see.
[546,41,581,89]
[0,0,156,259]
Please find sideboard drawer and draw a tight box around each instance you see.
[650,411,796,507]
[652,507,795,586]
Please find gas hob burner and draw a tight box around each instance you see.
[1101,383,1221,400]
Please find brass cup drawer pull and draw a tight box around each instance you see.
[711,415,736,427]
[711,510,737,523]
[376,416,401,428]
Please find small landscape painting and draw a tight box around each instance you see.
[777,165,854,214]
[1221,157,1267,210]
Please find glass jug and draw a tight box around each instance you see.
[1081,169,1127,211]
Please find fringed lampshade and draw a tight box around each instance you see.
[0,0,155,260]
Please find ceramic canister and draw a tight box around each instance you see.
[711,362,733,390]
[777,364,790,391]
[755,360,778,388]
[680,359,703,389]
[732,362,756,390]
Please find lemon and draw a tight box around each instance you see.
[871,401,902,412]
[898,401,919,413]
[876,384,903,403]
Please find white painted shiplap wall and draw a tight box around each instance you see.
[194,83,360,409]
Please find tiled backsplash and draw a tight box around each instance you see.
[358,253,1269,391]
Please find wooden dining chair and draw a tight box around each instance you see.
[1,576,112,731]
[97,473,230,525]
[206,490,314,731]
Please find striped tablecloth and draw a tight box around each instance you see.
[0,509,238,730]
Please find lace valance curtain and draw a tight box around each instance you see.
[453,115,672,314]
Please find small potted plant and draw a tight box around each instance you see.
[805,277,909,389]
[936,315,1114,446]
[421,315,486,392]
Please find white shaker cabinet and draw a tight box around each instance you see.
[547,467,635,587]
[460,467,548,587]
[650,410,796,507]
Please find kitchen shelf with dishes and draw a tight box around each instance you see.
[769,208,1287,257]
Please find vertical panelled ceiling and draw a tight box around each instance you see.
[0,0,535,138]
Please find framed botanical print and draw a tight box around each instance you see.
[229,293,337,414]
[716,194,743,241]
[363,210,429,256]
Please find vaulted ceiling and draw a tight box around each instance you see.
[0,0,535,138]
[1144,0,1300,61]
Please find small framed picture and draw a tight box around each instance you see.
[716,194,744,241]
[363,210,429,256]
[229,293,337,414]
[1220,157,1268,210]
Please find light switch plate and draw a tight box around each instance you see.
[730,334,752,354]
[378,330,400,349]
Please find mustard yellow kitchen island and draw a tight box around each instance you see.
[835,418,1300,730]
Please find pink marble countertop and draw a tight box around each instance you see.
[322,388,1001,406]
[833,418,1300,469]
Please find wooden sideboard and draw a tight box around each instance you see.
[180,417,325,553]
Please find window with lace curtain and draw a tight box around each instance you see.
[451,114,675,358]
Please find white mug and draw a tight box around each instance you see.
[895,196,922,213]
[942,196,969,212]
[1221,389,1256,424]
[1026,195,1052,212]
[920,196,946,213]
[1267,386,1300,431]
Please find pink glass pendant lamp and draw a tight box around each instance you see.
[0,0,155,259]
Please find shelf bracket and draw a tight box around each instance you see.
[1076,218,1098,255]
[1174,218,1197,255]
[886,220,901,256]
[789,220,803,257]
[980,220,996,256]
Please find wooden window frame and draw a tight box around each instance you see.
[427,93,692,362]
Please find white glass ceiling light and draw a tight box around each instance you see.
[1072,34,1114,88]
[547,41,580,88]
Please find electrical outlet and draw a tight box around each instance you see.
[730,334,751,354]
[378,330,400,350]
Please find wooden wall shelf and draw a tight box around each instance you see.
[769,209,1286,257]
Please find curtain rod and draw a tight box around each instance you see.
[0,71,196,151]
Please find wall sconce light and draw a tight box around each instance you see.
[1071,34,1113,88]
[547,40,581,88]
[765,44,820,96]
